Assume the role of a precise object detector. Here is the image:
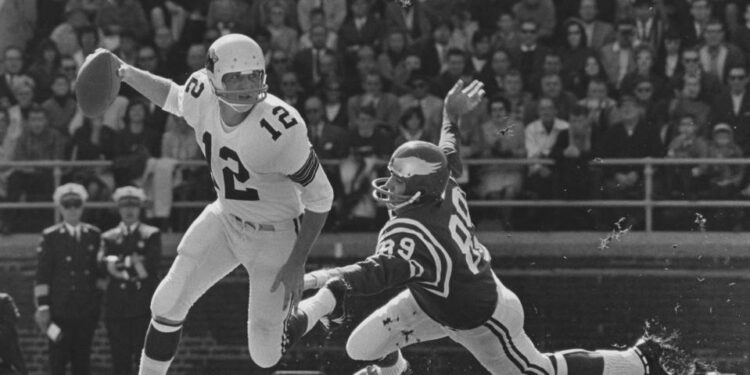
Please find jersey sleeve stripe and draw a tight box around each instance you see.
[379,218,453,297]
[288,148,320,186]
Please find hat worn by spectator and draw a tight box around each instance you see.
[113,186,147,207]
[53,183,88,205]
[713,123,733,134]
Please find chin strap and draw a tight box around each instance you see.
[388,191,421,212]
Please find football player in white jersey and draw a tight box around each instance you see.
[93,33,334,373]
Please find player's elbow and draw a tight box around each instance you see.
[300,170,334,213]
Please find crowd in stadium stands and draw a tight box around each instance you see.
[3,0,750,233]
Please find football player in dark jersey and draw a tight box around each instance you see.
[282,80,681,375]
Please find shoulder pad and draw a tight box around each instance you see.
[42,223,64,235]
[138,224,160,237]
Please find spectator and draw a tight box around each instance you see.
[322,78,348,128]
[559,19,596,83]
[670,47,723,101]
[293,24,335,93]
[385,0,432,46]
[266,3,300,57]
[74,26,102,71]
[376,30,411,95]
[568,55,609,99]
[267,50,293,95]
[41,75,77,138]
[667,75,712,140]
[509,20,551,88]
[177,43,207,84]
[338,0,385,55]
[512,0,557,39]
[474,96,525,230]
[490,12,520,51]
[664,114,709,198]
[468,31,492,76]
[683,0,712,47]
[347,72,401,133]
[699,20,745,82]
[577,0,615,50]
[399,75,443,138]
[448,7,480,52]
[551,105,597,229]
[112,100,160,187]
[503,70,533,121]
[49,8,91,57]
[528,52,565,95]
[206,0,253,36]
[395,106,433,148]
[631,78,669,143]
[479,49,513,98]
[730,2,750,63]
[100,186,161,375]
[114,31,140,68]
[0,0,36,56]
[27,41,61,102]
[621,45,667,100]
[600,19,637,89]
[297,0,347,34]
[713,66,750,155]
[0,109,19,234]
[147,1,189,43]
[96,0,150,41]
[59,57,79,92]
[136,45,165,80]
[299,8,339,51]
[278,72,306,111]
[418,20,452,77]
[432,48,469,98]
[523,97,567,229]
[8,81,38,131]
[69,115,116,162]
[339,106,392,231]
[702,124,744,229]
[579,78,617,135]
[654,28,684,79]
[249,0,299,36]
[1,47,31,104]
[0,293,27,375]
[599,96,663,228]
[34,183,102,375]
[523,74,578,123]
[632,0,664,50]
[152,26,184,81]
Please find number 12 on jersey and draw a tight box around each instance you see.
[202,132,259,201]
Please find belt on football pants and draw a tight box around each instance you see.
[231,214,301,233]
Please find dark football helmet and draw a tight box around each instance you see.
[372,141,450,211]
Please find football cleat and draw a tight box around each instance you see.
[352,361,412,375]
[281,309,308,354]
[320,277,350,332]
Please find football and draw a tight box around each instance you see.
[75,49,121,118]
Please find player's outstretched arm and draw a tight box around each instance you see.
[439,80,485,177]
[96,48,174,108]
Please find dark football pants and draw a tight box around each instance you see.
[107,315,150,375]
[48,318,97,375]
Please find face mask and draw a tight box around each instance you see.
[218,97,255,112]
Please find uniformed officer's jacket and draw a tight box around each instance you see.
[99,222,161,319]
[35,223,102,320]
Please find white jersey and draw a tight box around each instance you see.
[165,69,319,223]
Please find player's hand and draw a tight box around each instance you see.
[34,307,51,333]
[271,259,305,312]
[444,79,485,121]
[90,48,127,79]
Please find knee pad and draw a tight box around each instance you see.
[150,255,199,320]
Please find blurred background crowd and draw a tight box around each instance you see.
[3,0,750,233]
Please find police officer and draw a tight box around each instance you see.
[100,187,161,375]
[33,183,103,375]
[0,293,27,375]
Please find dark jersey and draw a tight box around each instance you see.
[342,178,497,330]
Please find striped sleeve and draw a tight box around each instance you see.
[288,148,321,186]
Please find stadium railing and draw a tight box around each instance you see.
[2,158,750,232]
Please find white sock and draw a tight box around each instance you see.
[298,287,336,333]
[599,349,646,375]
[379,351,408,375]
[138,351,173,375]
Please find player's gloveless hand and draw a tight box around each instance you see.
[271,259,305,312]
[444,79,486,120]
[34,308,51,333]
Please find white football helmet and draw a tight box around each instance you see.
[206,34,268,112]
